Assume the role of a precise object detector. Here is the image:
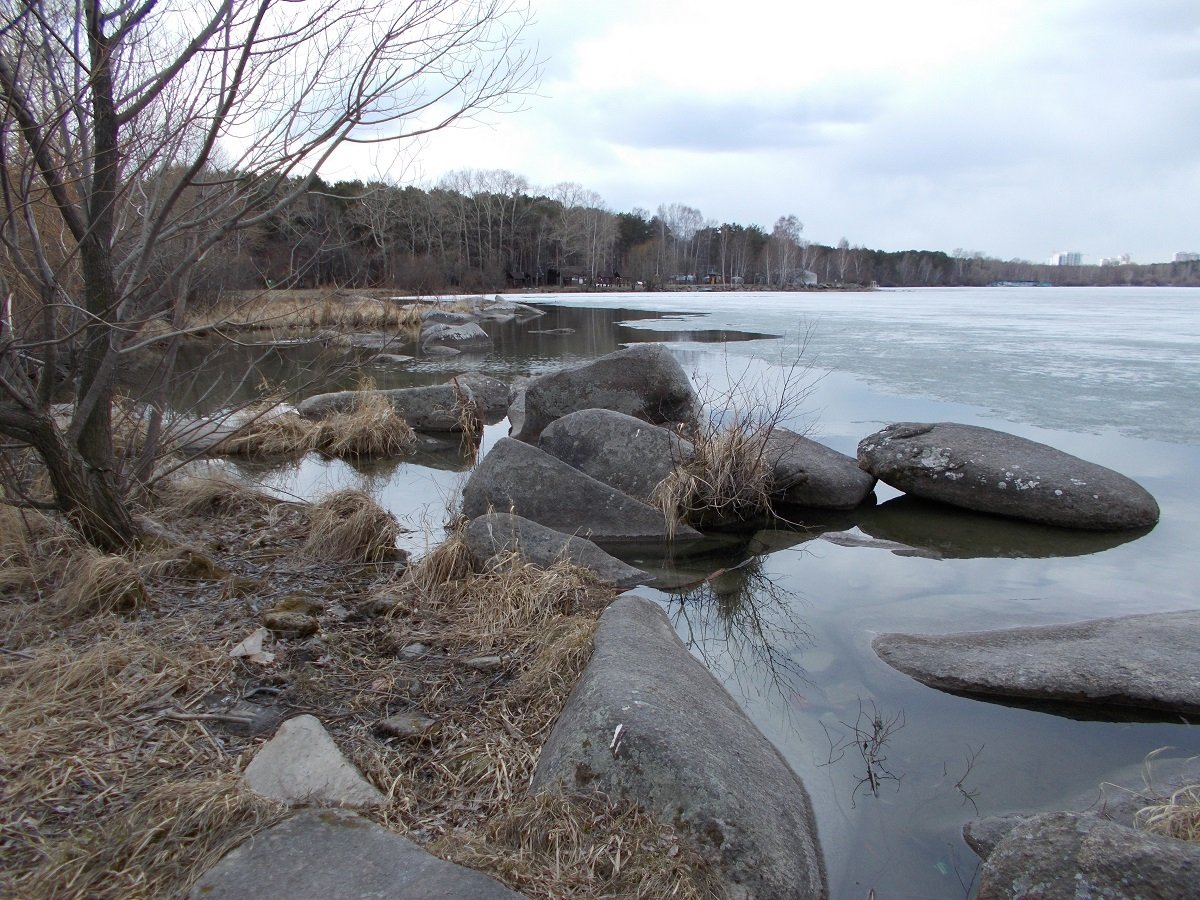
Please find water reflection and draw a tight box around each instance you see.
[858,495,1153,559]
[653,553,816,708]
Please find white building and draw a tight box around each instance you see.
[1049,251,1083,266]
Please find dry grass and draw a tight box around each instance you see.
[212,406,315,458]
[214,392,417,461]
[153,472,280,520]
[654,411,775,532]
[443,791,725,899]
[1,478,723,899]
[302,489,403,562]
[0,631,287,898]
[49,548,149,620]
[309,390,417,459]
[189,289,423,334]
[1138,784,1200,843]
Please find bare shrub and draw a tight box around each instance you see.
[654,356,818,532]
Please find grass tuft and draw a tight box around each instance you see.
[302,489,402,562]
[50,548,148,620]
[654,411,774,531]
[309,390,417,459]
[1137,784,1200,843]
[442,791,725,899]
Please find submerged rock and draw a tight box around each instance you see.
[533,593,826,900]
[538,408,693,501]
[766,428,876,510]
[464,512,654,587]
[189,808,525,899]
[512,344,698,443]
[857,422,1159,530]
[873,609,1200,716]
[461,438,699,544]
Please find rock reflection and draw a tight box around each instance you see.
[857,495,1153,559]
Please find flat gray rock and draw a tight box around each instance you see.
[538,408,693,501]
[767,428,876,510]
[857,422,1159,530]
[189,808,524,899]
[975,811,1200,900]
[242,715,383,808]
[873,610,1200,716]
[512,344,698,442]
[532,593,826,900]
[297,374,508,431]
[461,438,699,544]
[464,513,653,587]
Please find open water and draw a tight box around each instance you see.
[216,286,1200,898]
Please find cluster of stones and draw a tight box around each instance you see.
[199,334,1174,897]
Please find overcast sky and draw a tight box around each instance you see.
[334,0,1199,264]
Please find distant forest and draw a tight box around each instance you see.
[197,169,1200,296]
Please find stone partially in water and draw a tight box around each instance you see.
[538,408,693,502]
[873,610,1200,717]
[975,811,1200,900]
[857,422,1159,530]
[464,512,654,587]
[766,428,876,510]
[419,321,492,353]
[512,344,698,443]
[461,438,699,544]
[532,593,826,900]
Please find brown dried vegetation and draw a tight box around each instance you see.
[1,473,723,898]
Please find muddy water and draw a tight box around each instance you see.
[201,288,1200,899]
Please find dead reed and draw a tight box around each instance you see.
[1138,784,1200,843]
[302,489,403,562]
[308,390,417,459]
[189,289,423,334]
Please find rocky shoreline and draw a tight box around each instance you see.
[178,315,1193,898]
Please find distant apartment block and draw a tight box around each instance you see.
[1175,251,1200,263]
[1050,251,1083,266]
[1099,253,1132,266]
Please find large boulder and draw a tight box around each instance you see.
[512,344,698,443]
[532,593,826,900]
[461,439,699,543]
[538,408,693,501]
[873,610,1200,716]
[857,422,1159,530]
[297,375,509,430]
[464,513,653,587]
[766,429,876,510]
[974,811,1200,900]
[189,808,525,899]
[420,321,493,353]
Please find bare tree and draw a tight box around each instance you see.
[0,0,536,549]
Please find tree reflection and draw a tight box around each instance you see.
[663,553,814,708]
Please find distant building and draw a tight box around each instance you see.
[1050,251,1083,266]
[1175,251,1200,263]
[1099,253,1132,267]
